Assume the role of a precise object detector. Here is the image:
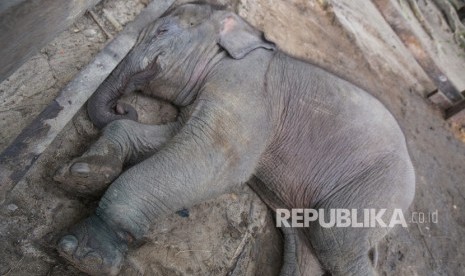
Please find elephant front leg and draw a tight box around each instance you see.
[54,119,180,195]
[57,94,270,275]
[58,215,127,276]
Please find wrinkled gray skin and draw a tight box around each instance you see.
[54,3,415,276]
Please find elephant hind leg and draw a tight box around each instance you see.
[247,177,324,275]
[279,225,325,276]
[311,238,377,276]
[279,223,377,276]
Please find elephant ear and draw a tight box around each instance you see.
[218,13,275,59]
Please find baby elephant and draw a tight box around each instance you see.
[54,3,415,275]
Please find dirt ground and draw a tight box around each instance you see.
[1,0,465,275]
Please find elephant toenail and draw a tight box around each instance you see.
[84,251,103,266]
[70,162,90,175]
[58,235,78,255]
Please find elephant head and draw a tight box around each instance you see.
[87,3,275,129]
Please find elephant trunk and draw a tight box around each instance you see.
[87,58,139,130]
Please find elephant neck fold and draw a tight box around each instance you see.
[174,47,227,106]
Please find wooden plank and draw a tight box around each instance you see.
[0,0,175,203]
[428,90,454,110]
[446,92,465,120]
[0,0,101,82]
[372,0,464,104]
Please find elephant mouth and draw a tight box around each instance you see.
[121,55,160,96]
[141,54,160,79]
[114,102,130,115]
[110,101,138,122]
[109,55,161,117]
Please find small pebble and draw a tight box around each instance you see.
[230,193,238,201]
[83,29,98,37]
[7,204,18,211]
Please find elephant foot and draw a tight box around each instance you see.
[54,144,123,195]
[58,216,128,276]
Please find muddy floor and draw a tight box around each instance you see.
[1,0,465,275]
